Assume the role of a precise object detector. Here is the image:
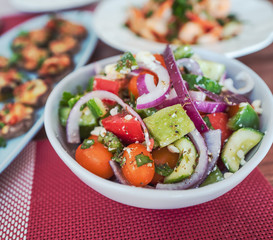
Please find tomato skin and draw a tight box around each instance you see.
[122,143,155,187]
[128,69,159,98]
[93,77,120,95]
[153,54,166,68]
[75,136,113,179]
[151,147,179,185]
[101,113,145,145]
[206,112,232,145]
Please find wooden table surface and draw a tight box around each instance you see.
[34,39,273,186]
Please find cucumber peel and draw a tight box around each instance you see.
[221,128,264,172]
[164,137,197,183]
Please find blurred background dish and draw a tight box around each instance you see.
[0,10,97,174]
[93,0,273,58]
[9,0,98,13]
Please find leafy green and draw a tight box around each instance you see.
[172,0,192,22]
[68,95,82,108]
[155,163,174,176]
[116,52,137,72]
[98,131,123,153]
[135,154,153,167]
[81,139,95,149]
[86,76,95,92]
[0,122,5,129]
[182,74,222,94]
[0,137,7,148]
[60,92,75,107]
[8,53,22,66]
[203,116,214,130]
[18,30,29,37]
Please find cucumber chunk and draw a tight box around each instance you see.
[196,59,225,81]
[221,128,264,172]
[200,166,224,187]
[164,137,197,183]
[143,104,195,147]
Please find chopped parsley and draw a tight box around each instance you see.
[60,91,75,107]
[81,138,95,149]
[98,131,123,153]
[116,52,137,73]
[145,10,154,18]
[18,30,29,37]
[203,116,214,129]
[135,153,153,167]
[0,122,5,129]
[155,163,174,176]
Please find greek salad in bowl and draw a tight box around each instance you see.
[58,45,264,190]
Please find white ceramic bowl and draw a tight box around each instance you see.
[44,49,273,209]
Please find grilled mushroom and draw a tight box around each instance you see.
[13,79,52,107]
[38,54,73,82]
[0,69,23,100]
[0,102,34,139]
[49,35,79,55]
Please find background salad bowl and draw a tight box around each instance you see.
[44,48,273,209]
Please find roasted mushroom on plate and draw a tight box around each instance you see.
[0,102,34,139]
[0,69,23,101]
[0,56,9,70]
[38,54,73,82]
[12,29,52,51]
[18,45,49,71]
[46,17,87,40]
[49,35,79,55]
[13,79,51,108]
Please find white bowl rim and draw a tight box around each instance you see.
[44,50,273,207]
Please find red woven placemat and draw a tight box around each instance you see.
[26,140,273,239]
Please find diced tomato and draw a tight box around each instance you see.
[227,104,240,118]
[93,77,120,95]
[154,54,166,68]
[101,113,145,145]
[206,112,232,145]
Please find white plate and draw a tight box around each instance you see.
[10,0,98,12]
[93,0,273,58]
[0,10,97,174]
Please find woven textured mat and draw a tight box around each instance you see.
[26,140,273,239]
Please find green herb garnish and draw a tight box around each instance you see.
[203,116,214,129]
[135,153,153,167]
[116,52,137,72]
[18,30,29,37]
[60,91,75,107]
[174,45,194,60]
[98,131,123,153]
[155,163,174,176]
[86,76,95,92]
[145,10,154,18]
[0,122,5,129]
[81,139,95,149]
[172,0,192,22]
[0,137,7,148]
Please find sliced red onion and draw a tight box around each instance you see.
[194,129,221,187]
[66,90,153,151]
[223,72,254,95]
[137,73,156,96]
[163,45,209,133]
[156,129,208,190]
[189,90,206,102]
[109,160,130,185]
[136,63,170,109]
[194,101,227,113]
[195,85,249,105]
[176,58,203,76]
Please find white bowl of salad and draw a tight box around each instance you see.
[44,45,273,209]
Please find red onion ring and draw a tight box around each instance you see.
[176,58,203,76]
[109,160,130,185]
[194,101,227,113]
[163,45,209,133]
[194,129,221,188]
[156,129,209,190]
[66,90,153,151]
[137,73,156,96]
[136,63,170,109]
